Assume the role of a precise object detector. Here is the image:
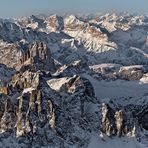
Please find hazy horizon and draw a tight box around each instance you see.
[0,0,148,18]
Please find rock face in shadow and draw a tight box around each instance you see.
[0,70,55,137]
[101,103,136,137]
[20,42,55,72]
[101,103,117,136]
[54,60,91,77]
[0,64,99,147]
[101,98,148,139]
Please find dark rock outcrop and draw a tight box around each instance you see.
[101,103,137,137]
[0,66,99,147]
[20,42,55,72]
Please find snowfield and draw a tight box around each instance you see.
[83,74,148,100]
[88,134,146,148]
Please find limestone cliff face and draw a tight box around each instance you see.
[15,89,55,138]
[101,100,148,138]
[91,64,147,81]
[0,71,55,138]
[20,42,55,72]
[0,66,99,147]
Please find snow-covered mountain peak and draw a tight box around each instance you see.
[44,14,64,32]
[64,14,79,24]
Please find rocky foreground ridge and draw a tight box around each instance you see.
[0,13,148,147]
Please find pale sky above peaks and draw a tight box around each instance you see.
[0,0,148,18]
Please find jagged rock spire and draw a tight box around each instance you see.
[20,42,55,72]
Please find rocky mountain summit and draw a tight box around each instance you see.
[20,42,55,72]
[0,13,148,147]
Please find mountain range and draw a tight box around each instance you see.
[0,12,148,148]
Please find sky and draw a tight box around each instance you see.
[0,0,148,18]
